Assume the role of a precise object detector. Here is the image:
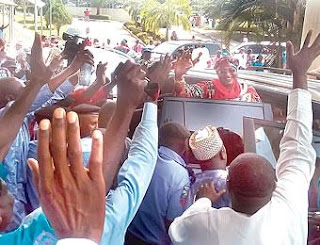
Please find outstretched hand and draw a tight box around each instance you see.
[113,61,147,109]
[28,108,106,243]
[147,54,171,89]
[29,33,55,85]
[287,30,320,89]
[196,182,226,204]
[172,49,201,80]
[96,62,108,85]
[68,46,94,75]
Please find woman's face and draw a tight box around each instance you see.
[217,67,237,87]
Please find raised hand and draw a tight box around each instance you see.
[0,179,14,231]
[287,30,320,89]
[147,54,171,89]
[68,48,94,75]
[196,182,226,204]
[29,33,55,85]
[113,60,147,109]
[96,62,108,85]
[172,49,201,80]
[28,108,106,243]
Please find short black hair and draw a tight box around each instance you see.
[159,122,190,147]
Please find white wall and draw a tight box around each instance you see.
[66,7,131,22]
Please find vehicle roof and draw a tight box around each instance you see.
[159,40,220,46]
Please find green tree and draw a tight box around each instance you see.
[204,0,305,48]
[141,0,192,40]
[44,0,72,35]
[92,0,105,15]
[125,0,147,23]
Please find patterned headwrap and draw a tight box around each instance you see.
[214,57,238,71]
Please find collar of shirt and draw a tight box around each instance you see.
[196,169,228,179]
[158,146,186,167]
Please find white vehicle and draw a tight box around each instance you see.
[231,41,286,66]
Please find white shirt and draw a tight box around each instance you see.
[234,53,247,69]
[57,238,97,245]
[169,89,316,245]
[192,47,211,69]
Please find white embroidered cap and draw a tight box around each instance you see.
[189,125,223,161]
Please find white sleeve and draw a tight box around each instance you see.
[274,89,316,209]
[56,238,98,245]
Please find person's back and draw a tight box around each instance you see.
[127,122,191,245]
[128,147,190,244]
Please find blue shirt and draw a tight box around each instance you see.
[1,81,75,231]
[188,169,230,209]
[0,102,158,245]
[128,146,191,245]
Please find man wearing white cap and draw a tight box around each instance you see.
[188,125,229,208]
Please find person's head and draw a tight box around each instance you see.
[239,48,245,54]
[149,40,154,45]
[257,54,263,62]
[107,38,111,45]
[247,49,252,55]
[227,153,276,215]
[72,104,100,138]
[0,77,25,108]
[159,122,191,159]
[216,50,222,58]
[98,100,116,128]
[214,57,238,88]
[2,60,17,75]
[135,40,139,45]
[189,126,227,171]
[217,128,244,166]
[142,48,151,61]
[121,39,128,46]
[15,42,23,51]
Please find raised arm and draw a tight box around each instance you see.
[102,61,147,192]
[48,49,94,92]
[275,30,319,207]
[69,62,115,106]
[101,101,158,243]
[0,34,54,161]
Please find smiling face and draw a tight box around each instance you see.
[216,66,238,88]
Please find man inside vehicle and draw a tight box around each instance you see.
[172,52,261,102]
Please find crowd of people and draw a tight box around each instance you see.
[0,28,318,245]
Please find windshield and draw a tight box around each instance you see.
[152,42,180,54]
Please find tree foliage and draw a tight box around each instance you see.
[44,0,72,35]
[203,0,306,48]
[125,0,192,40]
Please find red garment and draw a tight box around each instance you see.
[84,10,90,16]
[69,86,109,107]
[176,79,261,102]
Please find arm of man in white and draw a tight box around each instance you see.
[275,89,316,209]
[56,238,98,245]
[168,197,212,245]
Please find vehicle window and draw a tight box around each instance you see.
[204,43,221,55]
[152,42,180,54]
[254,125,320,167]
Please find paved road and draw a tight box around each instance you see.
[70,18,138,48]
